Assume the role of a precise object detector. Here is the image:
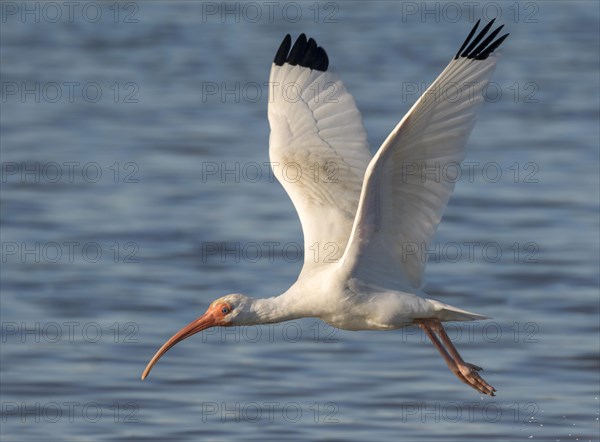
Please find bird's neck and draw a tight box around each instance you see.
[249,293,309,325]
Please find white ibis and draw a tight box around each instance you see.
[142,20,509,396]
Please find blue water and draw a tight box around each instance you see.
[1,1,599,441]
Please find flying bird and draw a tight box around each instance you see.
[142,20,509,396]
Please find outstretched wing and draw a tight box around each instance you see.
[342,20,509,291]
[268,34,372,271]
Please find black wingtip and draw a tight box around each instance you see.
[471,24,504,58]
[313,47,329,71]
[274,34,292,65]
[287,33,307,66]
[476,33,509,60]
[456,19,508,60]
[455,19,480,60]
[273,33,329,72]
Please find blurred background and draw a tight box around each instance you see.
[1,1,598,441]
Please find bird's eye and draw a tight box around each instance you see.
[221,307,230,314]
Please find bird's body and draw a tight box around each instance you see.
[230,267,484,331]
[223,279,429,332]
[143,20,509,396]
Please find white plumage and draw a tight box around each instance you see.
[143,20,509,396]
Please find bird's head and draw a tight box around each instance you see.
[141,293,253,380]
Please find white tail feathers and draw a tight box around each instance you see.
[428,299,490,322]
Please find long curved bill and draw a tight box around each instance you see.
[142,312,217,380]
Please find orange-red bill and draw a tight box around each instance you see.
[141,312,217,380]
